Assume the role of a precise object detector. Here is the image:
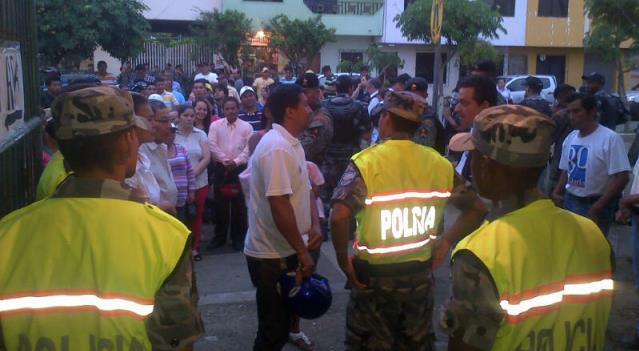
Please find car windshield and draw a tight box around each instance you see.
[508,77,551,91]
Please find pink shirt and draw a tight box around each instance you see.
[208,117,252,166]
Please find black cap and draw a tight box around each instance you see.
[582,72,605,84]
[472,60,498,76]
[406,77,428,92]
[296,73,319,89]
[135,63,145,71]
[524,76,543,90]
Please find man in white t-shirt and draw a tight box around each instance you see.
[553,93,630,235]
[193,62,218,84]
[244,84,322,350]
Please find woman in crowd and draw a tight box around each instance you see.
[194,98,218,134]
[190,79,218,113]
[166,123,196,224]
[175,105,211,261]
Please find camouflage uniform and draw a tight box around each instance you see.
[299,107,334,167]
[332,92,442,351]
[0,86,203,350]
[444,105,558,350]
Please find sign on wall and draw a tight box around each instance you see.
[0,41,25,143]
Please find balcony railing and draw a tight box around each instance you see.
[304,0,384,15]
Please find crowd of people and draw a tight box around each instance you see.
[3,55,638,351]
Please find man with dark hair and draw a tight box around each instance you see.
[391,73,411,91]
[454,76,499,179]
[321,75,371,213]
[244,84,322,350]
[470,59,506,105]
[366,78,383,115]
[96,60,116,85]
[133,63,155,84]
[280,66,296,85]
[407,77,446,153]
[298,73,334,167]
[582,72,629,129]
[552,92,631,235]
[0,86,203,350]
[322,65,337,97]
[444,105,612,351]
[520,76,552,116]
[330,91,485,350]
[155,76,180,111]
[194,62,218,84]
[41,74,62,108]
[543,84,577,194]
[208,97,253,250]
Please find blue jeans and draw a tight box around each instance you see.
[563,192,616,236]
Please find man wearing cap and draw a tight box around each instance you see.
[470,60,507,106]
[407,77,447,154]
[0,86,203,350]
[330,91,485,350]
[297,72,334,168]
[194,62,218,84]
[253,67,275,103]
[239,86,265,131]
[443,105,612,351]
[520,76,552,117]
[582,72,629,129]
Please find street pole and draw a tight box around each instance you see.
[433,42,442,117]
[430,0,444,118]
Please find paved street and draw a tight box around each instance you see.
[193,214,638,351]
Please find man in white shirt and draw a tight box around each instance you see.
[367,78,383,115]
[194,62,218,84]
[139,100,179,215]
[208,97,253,250]
[553,93,630,235]
[244,84,322,350]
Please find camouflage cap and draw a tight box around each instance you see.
[52,85,148,140]
[382,91,427,123]
[448,105,556,168]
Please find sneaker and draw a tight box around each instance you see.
[289,332,314,351]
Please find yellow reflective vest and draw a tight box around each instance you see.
[352,139,453,265]
[453,200,613,350]
[0,197,190,350]
[36,151,72,200]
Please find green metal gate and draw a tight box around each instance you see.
[0,0,41,217]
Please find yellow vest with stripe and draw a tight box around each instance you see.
[0,197,190,350]
[352,139,453,265]
[453,200,612,350]
[36,151,72,200]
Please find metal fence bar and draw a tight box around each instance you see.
[131,38,213,76]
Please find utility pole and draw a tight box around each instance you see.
[430,0,444,117]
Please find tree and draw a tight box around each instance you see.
[584,0,639,97]
[365,44,404,81]
[192,10,253,69]
[267,15,336,72]
[36,0,149,66]
[394,0,505,68]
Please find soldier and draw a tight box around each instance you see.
[0,86,203,350]
[297,72,334,168]
[407,77,447,154]
[520,76,552,117]
[443,105,612,350]
[321,75,370,212]
[330,91,486,350]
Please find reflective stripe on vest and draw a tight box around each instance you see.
[0,290,154,320]
[499,272,613,324]
[354,235,438,255]
[364,190,451,206]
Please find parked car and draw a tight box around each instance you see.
[318,72,361,87]
[498,75,557,105]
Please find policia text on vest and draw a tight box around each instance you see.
[16,334,145,351]
[380,206,437,241]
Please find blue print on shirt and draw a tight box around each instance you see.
[568,145,588,188]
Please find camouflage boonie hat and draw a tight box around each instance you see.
[448,105,556,167]
[382,91,426,123]
[52,85,147,140]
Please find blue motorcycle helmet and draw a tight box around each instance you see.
[278,272,332,319]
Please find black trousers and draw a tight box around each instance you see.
[212,164,247,247]
[246,255,298,351]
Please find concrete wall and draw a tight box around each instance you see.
[490,0,527,47]
[525,0,585,47]
[321,36,374,72]
[143,0,222,20]
[93,47,122,76]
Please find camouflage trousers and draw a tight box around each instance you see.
[320,156,351,205]
[346,271,435,351]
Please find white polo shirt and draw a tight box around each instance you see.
[244,123,311,259]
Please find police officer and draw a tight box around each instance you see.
[520,76,552,117]
[407,77,447,154]
[443,105,612,350]
[321,75,370,209]
[330,91,485,350]
[0,86,203,350]
[297,72,334,168]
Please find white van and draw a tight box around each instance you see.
[498,75,557,105]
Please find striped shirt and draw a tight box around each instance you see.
[167,144,196,207]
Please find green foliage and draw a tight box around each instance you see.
[365,44,404,76]
[267,15,336,70]
[584,0,639,66]
[457,40,500,67]
[192,10,253,68]
[394,0,505,63]
[36,0,149,65]
[337,60,364,73]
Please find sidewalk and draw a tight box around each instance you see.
[194,221,638,350]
